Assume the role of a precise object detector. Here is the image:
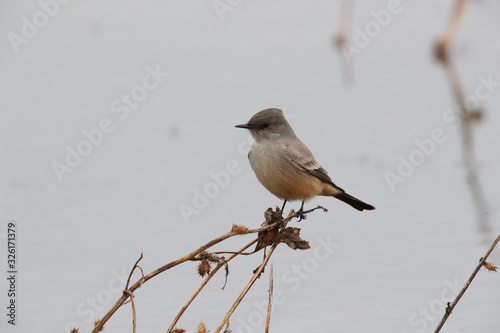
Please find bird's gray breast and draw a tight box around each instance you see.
[248,141,314,200]
[248,141,288,174]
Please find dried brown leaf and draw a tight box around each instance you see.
[264,207,275,224]
[255,227,279,251]
[277,227,310,250]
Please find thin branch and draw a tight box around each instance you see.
[125,253,144,290]
[92,229,239,333]
[222,261,230,290]
[131,294,137,333]
[211,250,259,256]
[265,262,273,333]
[334,0,355,84]
[334,0,354,47]
[434,232,500,333]
[214,244,278,333]
[166,239,257,333]
[92,206,325,333]
[291,205,328,219]
[123,290,137,333]
[435,0,469,61]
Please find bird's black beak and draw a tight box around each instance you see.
[235,123,253,129]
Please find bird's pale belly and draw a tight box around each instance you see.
[249,147,325,201]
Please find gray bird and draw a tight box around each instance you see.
[236,108,375,218]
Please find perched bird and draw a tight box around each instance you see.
[236,108,374,218]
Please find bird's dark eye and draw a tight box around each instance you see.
[262,123,270,129]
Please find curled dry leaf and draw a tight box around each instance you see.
[264,207,275,223]
[70,328,79,333]
[172,329,186,333]
[255,207,283,251]
[255,227,279,252]
[277,227,310,250]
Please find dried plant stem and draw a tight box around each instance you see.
[334,0,355,84]
[92,227,269,333]
[130,293,137,333]
[214,244,278,333]
[122,254,143,333]
[434,232,500,333]
[439,55,470,116]
[166,239,258,333]
[91,206,325,333]
[335,0,354,46]
[125,253,144,290]
[265,262,274,333]
[443,0,468,41]
[211,250,258,255]
[436,0,468,60]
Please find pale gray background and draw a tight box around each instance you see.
[1,1,499,332]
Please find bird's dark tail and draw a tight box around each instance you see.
[334,192,375,211]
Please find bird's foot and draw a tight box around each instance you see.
[296,208,307,222]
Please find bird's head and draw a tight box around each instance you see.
[235,108,295,142]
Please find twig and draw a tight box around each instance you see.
[435,0,469,61]
[214,244,278,333]
[124,290,137,333]
[92,207,325,333]
[434,232,500,332]
[334,0,354,47]
[125,253,144,290]
[131,294,137,333]
[437,41,490,242]
[92,228,252,333]
[291,205,328,219]
[166,239,257,333]
[265,262,273,333]
[334,0,355,84]
[211,250,259,256]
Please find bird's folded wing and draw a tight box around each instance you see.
[284,143,344,191]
